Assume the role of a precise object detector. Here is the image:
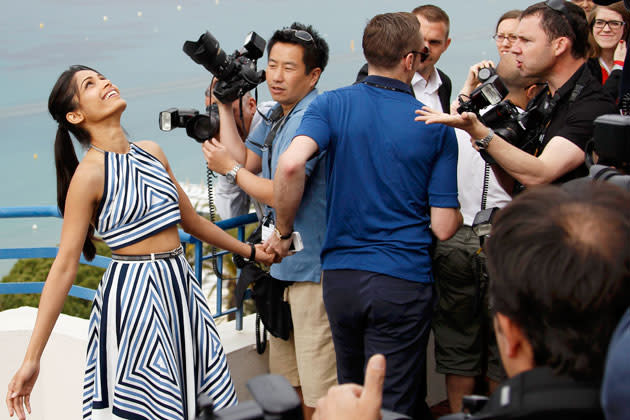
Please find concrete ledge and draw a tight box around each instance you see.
[0,307,445,419]
[0,308,268,420]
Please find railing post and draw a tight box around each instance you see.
[235,225,246,331]
[194,238,203,286]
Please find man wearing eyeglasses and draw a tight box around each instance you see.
[268,12,462,419]
[202,23,334,420]
[417,0,617,187]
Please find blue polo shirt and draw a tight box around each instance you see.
[245,89,326,283]
[296,76,458,283]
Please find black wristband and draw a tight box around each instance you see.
[275,227,293,240]
[248,243,256,262]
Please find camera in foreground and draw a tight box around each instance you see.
[196,374,411,420]
[184,31,266,103]
[583,114,630,190]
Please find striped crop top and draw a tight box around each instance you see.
[94,142,181,250]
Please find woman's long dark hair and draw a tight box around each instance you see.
[49,65,98,260]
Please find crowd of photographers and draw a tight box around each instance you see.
[192,1,630,419]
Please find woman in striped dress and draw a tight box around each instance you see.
[6,65,274,420]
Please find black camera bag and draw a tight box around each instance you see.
[234,243,293,354]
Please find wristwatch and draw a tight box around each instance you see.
[274,226,293,240]
[475,129,495,150]
[225,163,242,184]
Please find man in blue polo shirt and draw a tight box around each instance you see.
[266,12,462,419]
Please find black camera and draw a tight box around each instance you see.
[196,375,302,420]
[457,75,553,162]
[582,114,630,190]
[183,31,266,103]
[196,374,412,420]
[159,103,220,143]
[457,76,528,162]
[457,74,508,116]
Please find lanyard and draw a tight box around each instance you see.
[362,80,414,96]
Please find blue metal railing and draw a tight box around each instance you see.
[0,206,258,330]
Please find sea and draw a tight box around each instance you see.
[0,0,534,277]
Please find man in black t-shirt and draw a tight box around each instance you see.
[416,1,617,186]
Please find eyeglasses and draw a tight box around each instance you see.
[282,28,314,44]
[493,33,518,43]
[593,19,626,30]
[406,46,430,62]
[545,0,577,36]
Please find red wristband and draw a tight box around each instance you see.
[614,60,624,67]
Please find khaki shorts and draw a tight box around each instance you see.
[268,280,337,407]
[432,226,505,382]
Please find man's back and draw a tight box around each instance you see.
[297,75,458,282]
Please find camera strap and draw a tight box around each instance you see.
[262,106,294,175]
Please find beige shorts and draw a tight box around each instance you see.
[268,280,337,407]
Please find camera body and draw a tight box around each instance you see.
[159,31,265,143]
[159,103,220,143]
[457,75,508,116]
[184,31,266,103]
[457,75,554,162]
[581,114,630,190]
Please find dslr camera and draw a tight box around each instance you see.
[159,31,266,142]
[457,69,553,162]
[183,31,266,104]
[456,72,526,160]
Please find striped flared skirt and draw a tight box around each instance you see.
[82,252,237,419]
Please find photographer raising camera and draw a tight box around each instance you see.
[416,0,617,187]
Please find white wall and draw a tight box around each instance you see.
[0,308,268,420]
[0,307,444,420]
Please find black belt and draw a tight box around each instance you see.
[111,245,184,261]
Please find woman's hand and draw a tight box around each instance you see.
[254,244,276,266]
[614,40,626,65]
[6,360,40,419]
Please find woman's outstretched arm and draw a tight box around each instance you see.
[138,141,274,265]
[6,162,101,420]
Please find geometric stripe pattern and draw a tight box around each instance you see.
[83,254,237,419]
[96,143,181,250]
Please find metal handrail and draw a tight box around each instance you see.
[0,206,258,330]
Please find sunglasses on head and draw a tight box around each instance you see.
[282,28,314,44]
[545,0,578,36]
